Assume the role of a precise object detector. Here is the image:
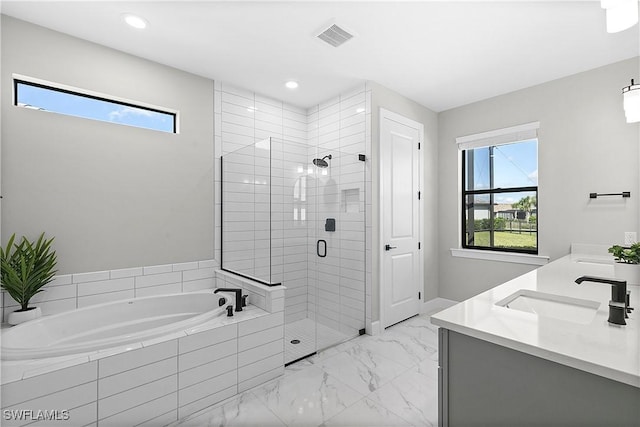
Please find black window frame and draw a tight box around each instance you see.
[461,144,538,255]
[14,79,177,133]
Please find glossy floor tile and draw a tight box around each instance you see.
[172,313,440,427]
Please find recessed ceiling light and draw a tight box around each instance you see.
[123,14,147,30]
[285,81,299,89]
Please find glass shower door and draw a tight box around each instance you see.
[310,148,366,354]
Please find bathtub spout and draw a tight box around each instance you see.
[214,288,243,312]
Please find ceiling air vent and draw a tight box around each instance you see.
[317,24,354,47]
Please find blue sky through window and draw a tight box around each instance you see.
[468,139,537,204]
[16,82,175,133]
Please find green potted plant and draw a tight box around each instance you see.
[1,232,57,325]
[608,242,640,286]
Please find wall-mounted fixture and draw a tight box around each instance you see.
[601,0,638,33]
[623,79,640,123]
[589,191,631,199]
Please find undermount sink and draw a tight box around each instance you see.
[496,290,600,324]
[573,258,613,266]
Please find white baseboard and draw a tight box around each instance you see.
[369,320,381,336]
[421,297,458,315]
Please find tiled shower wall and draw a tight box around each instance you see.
[306,85,372,336]
[214,83,310,323]
[215,81,372,334]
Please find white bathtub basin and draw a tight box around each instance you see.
[1,291,228,360]
[496,290,600,324]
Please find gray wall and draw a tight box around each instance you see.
[1,16,214,274]
[369,82,439,320]
[438,57,640,301]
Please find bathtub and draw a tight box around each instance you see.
[1,291,228,360]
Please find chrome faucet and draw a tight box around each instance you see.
[575,276,631,325]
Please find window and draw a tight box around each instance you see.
[14,77,177,133]
[459,123,539,254]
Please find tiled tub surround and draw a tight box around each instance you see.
[1,260,219,323]
[1,307,285,426]
[1,262,287,426]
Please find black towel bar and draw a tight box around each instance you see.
[589,192,631,199]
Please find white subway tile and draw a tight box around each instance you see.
[49,274,72,287]
[238,339,283,367]
[98,375,177,420]
[1,362,97,407]
[238,326,282,352]
[77,278,134,297]
[179,323,237,354]
[221,83,254,102]
[99,341,177,378]
[135,283,182,297]
[135,272,182,288]
[73,271,110,284]
[98,393,177,427]
[238,312,284,336]
[25,284,75,305]
[183,278,215,293]
[238,352,283,383]
[238,366,283,393]
[77,290,134,308]
[179,340,237,372]
[183,268,215,282]
[172,261,199,272]
[142,264,173,275]
[178,370,236,407]
[3,382,97,420]
[177,385,236,420]
[109,267,143,279]
[136,409,178,427]
[26,401,96,427]
[179,354,237,389]
[98,357,177,399]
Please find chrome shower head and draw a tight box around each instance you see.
[312,155,332,168]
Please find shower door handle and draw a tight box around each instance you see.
[317,240,327,258]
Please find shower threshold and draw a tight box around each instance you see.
[284,318,352,365]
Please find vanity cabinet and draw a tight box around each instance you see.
[437,329,640,426]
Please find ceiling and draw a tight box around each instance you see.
[1,1,639,111]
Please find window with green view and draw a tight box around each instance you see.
[462,139,538,254]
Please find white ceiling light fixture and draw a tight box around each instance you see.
[285,81,299,89]
[601,0,638,33]
[123,13,147,30]
[622,79,640,123]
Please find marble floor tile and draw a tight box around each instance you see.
[387,317,439,350]
[313,344,410,396]
[368,367,438,427]
[251,365,365,427]
[321,397,412,427]
[171,392,285,427]
[356,331,437,368]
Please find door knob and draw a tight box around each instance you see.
[385,244,397,251]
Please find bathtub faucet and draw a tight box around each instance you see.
[214,288,244,312]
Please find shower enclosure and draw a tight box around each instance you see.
[221,137,366,364]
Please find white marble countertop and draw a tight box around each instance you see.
[431,246,640,388]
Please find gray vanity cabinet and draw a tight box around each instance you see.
[438,329,640,427]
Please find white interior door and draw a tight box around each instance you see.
[380,109,423,328]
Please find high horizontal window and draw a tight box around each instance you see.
[459,122,539,254]
[14,78,177,133]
